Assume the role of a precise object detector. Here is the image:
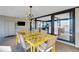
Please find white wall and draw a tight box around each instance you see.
[75,8,79,48]
[0,15,16,39]
[0,15,29,41]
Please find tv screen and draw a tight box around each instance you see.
[17,21,25,26]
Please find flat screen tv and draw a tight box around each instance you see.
[17,21,25,26]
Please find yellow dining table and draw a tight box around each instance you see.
[23,32,56,52]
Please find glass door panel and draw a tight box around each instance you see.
[36,21,51,34]
[54,19,71,41]
[45,22,51,34]
[58,20,70,41]
[36,21,42,30]
[54,21,58,35]
[47,22,51,34]
[53,11,75,43]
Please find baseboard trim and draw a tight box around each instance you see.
[57,40,75,47]
[4,35,16,38]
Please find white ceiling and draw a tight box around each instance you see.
[0,6,76,19]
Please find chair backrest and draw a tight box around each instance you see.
[16,33,21,44]
[41,30,47,34]
[19,34,26,49]
[34,28,39,32]
[19,30,30,37]
[48,36,57,47]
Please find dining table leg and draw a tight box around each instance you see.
[33,46,35,52]
[31,45,33,52]
[37,46,39,52]
[16,37,18,45]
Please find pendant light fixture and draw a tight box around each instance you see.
[27,6,34,22]
[26,6,35,31]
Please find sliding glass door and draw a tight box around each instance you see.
[53,11,75,44]
[54,19,71,41]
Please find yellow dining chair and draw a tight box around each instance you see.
[38,36,57,52]
[16,33,30,52]
[41,30,47,34]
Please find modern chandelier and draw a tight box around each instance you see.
[27,6,34,22]
[26,6,35,31]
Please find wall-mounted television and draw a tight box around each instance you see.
[17,21,25,26]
